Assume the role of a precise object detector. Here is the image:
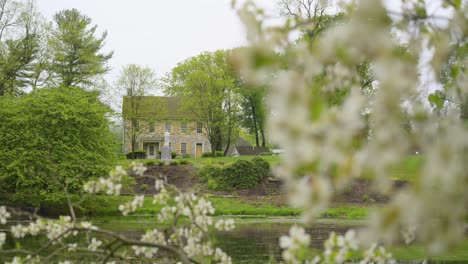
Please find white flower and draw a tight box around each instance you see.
[0,232,6,248]
[131,162,147,176]
[0,206,11,224]
[67,243,78,251]
[88,238,102,252]
[11,224,28,238]
[154,179,165,191]
[80,221,97,230]
[215,219,235,231]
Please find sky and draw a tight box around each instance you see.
[36,0,278,83]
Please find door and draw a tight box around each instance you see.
[196,143,203,158]
[147,144,156,159]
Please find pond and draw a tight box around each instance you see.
[2,216,467,263]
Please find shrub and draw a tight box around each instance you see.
[259,152,273,156]
[0,87,119,202]
[362,194,369,202]
[179,160,190,165]
[181,154,191,159]
[157,161,165,166]
[126,150,146,159]
[145,160,156,166]
[252,157,270,179]
[202,151,224,158]
[198,165,222,182]
[169,160,179,166]
[221,160,261,189]
[171,152,177,159]
[140,184,149,192]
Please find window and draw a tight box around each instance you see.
[181,122,187,133]
[197,122,202,133]
[149,121,155,133]
[165,121,171,132]
[181,143,187,155]
[149,145,155,156]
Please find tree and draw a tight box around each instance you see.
[48,8,112,88]
[117,64,158,159]
[0,0,46,96]
[0,87,119,202]
[238,83,267,147]
[164,50,240,156]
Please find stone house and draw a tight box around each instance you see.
[122,96,211,158]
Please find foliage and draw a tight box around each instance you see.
[0,0,48,96]
[169,160,179,166]
[235,0,468,260]
[202,151,224,158]
[0,87,119,202]
[251,157,270,179]
[164,50,241,156]
[219,160,262,190]
[126,150,147,159]
[49,8,112,87]
[197,165,222,182]
[118,64,158,159]
[259,152,273,156]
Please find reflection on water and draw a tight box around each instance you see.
[4,217,467,263]
[213,221,354,264]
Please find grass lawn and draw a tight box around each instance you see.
[119,155,282,169]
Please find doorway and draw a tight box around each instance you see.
[196,143,203,158]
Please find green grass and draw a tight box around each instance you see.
[390,154,423,181]
[391,239,468,261]
[77,195,370,220]
[119,155,282,169]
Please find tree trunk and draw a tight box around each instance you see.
[250,98,260,147]
[260,127,266,147]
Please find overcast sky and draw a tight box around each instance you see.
[37,0,278,83]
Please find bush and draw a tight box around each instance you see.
[181,154,191,159]
[157,161,165,166]
[220,160,261,190]
[179,160,190,165]
[198,165,222,182]
[0,87,119,202]
[252,157,270,179]
[202,151,224,158]
[145,160,156,166]
[259,152,273,156]
[126,150,146,159]
[169,160,179,166]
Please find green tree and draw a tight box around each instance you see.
[49,8,112,88]
[117,64,158,159]
[238,83,267,147]
[164,50,240,156]
[0,87,119,202]
[0,0,46,96]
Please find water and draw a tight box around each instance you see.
[3,217,467,263]
[213,220,354,263]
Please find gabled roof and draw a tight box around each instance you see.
[122,96,195,120]
[235,146,270,156]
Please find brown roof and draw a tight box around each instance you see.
[122,96,195,120]
[235,146,270,156]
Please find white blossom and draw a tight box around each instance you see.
[0,232,6,248]
[0,206,11,224]
[88,238,102,252]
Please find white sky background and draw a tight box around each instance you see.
[37,0,279,85]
